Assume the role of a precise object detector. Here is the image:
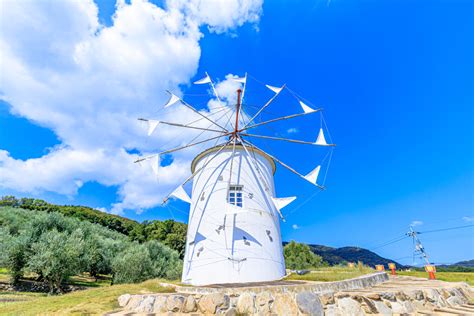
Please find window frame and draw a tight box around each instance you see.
[228,184,244,207]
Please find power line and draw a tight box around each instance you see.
[370,235,409,251]
[418,224,474,235]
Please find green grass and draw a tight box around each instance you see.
[285,266,375,282]
[0,279,175,316]
[397,271,474,286]
[0,268,9,283]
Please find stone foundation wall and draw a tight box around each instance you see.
[116,274,473,315]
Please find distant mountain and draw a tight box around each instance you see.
[451,259,474,267]
[306,243,404,268]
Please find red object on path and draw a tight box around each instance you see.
[425,265,436,280]
[388,263,396,275]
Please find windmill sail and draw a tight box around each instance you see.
[315,128,328,146]
[150,156,159,176]
[271,196,296,210]
[304,165,321,185]
[232,77,246,84]
[265,84,284,94]
[147,120,160,136]
[299,100,315,114]
[164,92,181,108]
[194,74,212,84]
[170,185,192,203]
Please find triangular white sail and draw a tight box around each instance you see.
[299,100,315,114]
[315,128,328,146]
[194,74,212,84]
[265,84,284,94]
[170,185,192,203]
[147,120,160,136]
[271,196,296,210]
[150,155,159,176]
[304,165,321,185]
[232,77,246,84]
[164,92,181,108]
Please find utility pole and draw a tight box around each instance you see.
[407,226,436,279]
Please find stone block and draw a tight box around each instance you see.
[118,294,131,307]
[336,297,365,316]
[272,293,298,315]
[184,295,197,312]
[296,291,323,316]
[237,292,256,314]
[166,294,185,312]
[198,293,230,314]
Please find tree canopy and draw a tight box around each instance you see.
[284,240,324,270]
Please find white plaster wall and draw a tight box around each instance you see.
[182,144,285,285]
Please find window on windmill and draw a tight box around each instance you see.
[228,185,243,207]
[200,191,205,201]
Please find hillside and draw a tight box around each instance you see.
[2,196,405,267]
[0,196,187,257]
[307,244,403,268]
[452,259,474,267]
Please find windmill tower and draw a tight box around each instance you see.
[136,73,335,285]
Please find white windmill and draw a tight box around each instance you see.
[136,73,335,285]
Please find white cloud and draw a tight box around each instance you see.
[462,216,474,222]
[292,224,300,230]
[410,220,423,227]
[286,128,299,134]
[0,0,263,214]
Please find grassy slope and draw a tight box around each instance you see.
[398,271,474,286]
[0,279,175,316]
[285,266,375,282]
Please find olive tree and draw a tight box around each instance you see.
[284,241,323,270]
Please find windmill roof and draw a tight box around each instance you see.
[191,143,276,174]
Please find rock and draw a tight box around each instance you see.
[365,293,381,301]
[225,307,237,316]
[183,295,197,312]
[406,290,424,301]
[166,294,185,312]
[358,297,378,314]
[380,292,396,301]
[118,294,131,307]
[256,291,274,306]
[334,293,350,299]
[236,292,256,314]
[389,301,414,314]
[395,291,409,301]
[198,293,230,314]
[451,288,468,302]
[320,293,335,305]
[373,300,392,315]
[136,295,155,312]
[256,291,273,314]
[336,297,365,316]
[447,295,464,307]
[423,289,441,303]
[152,295,168,313]
[125,295,143,310]
[272,293,298,315]
[324,304,343,316]
[295,291,323,316]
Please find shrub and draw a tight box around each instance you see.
[284,241,323,270]
[27,228,85,293]
[111,243,154,284]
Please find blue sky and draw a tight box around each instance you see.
[0,0,472,265]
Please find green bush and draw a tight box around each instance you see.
[27,229,85,293]
[284,240,324,270]
[0,207,183,292]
